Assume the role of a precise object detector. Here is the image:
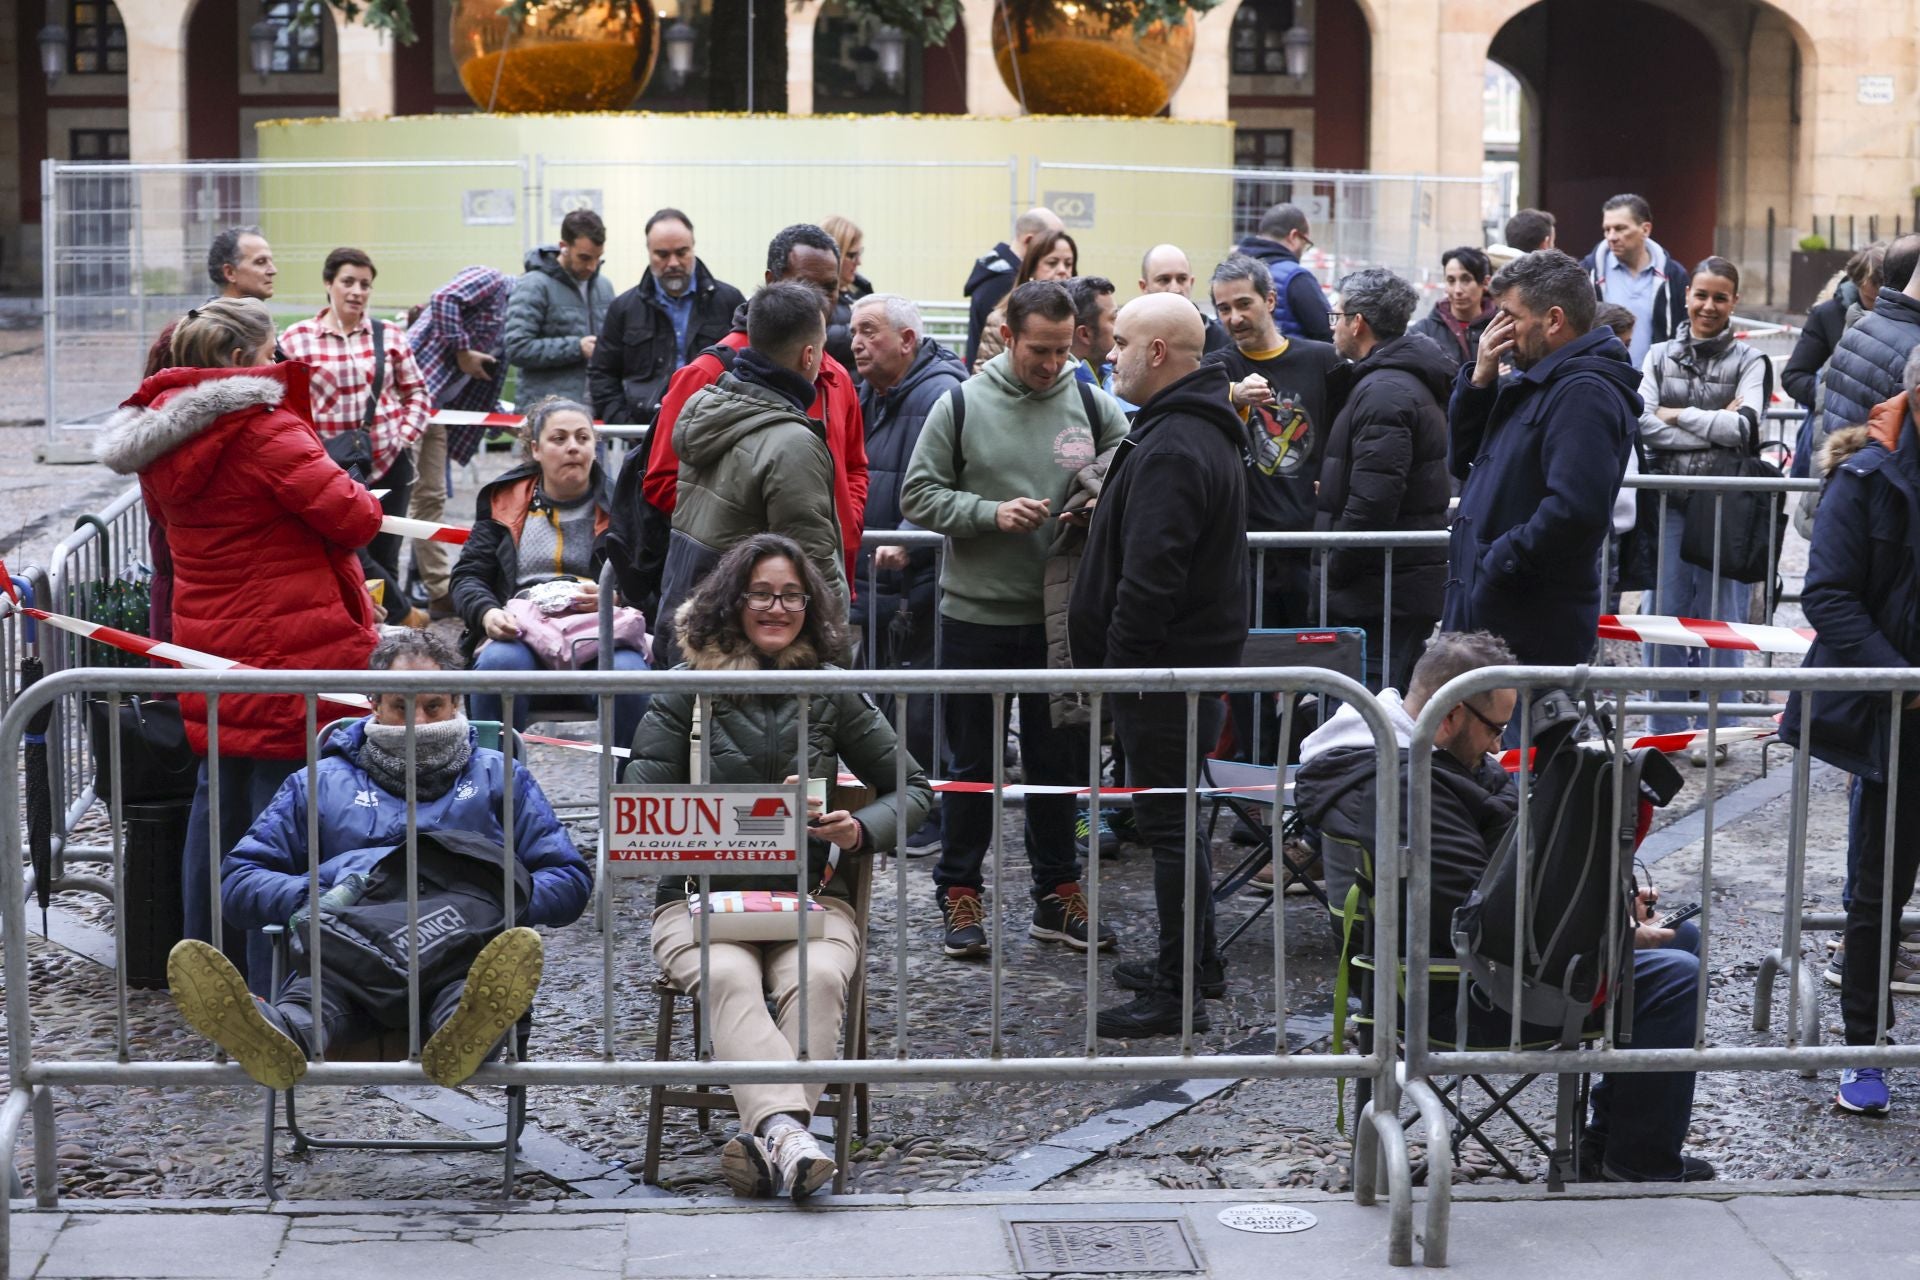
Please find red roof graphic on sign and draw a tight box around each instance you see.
[749,798,790,818]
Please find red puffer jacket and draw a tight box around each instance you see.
[97,363,384,759]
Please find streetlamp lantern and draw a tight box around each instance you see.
[664,19,696,88]
[249,15,280,81]
[38,21,68,85]
[871,24,907,89]
[1281,23,1312,80]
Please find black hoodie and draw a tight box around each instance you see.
[962,242,1020,368]
[1314,332,1459,623]
[1442,325,1643,666]
[1068,363,1249,670]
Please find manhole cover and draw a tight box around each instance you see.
[1217,1204,1317,1234]
[1008,1219,1199,1274]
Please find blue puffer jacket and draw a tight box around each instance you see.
[1781,398,1920,783]
[1820,289,1920,439]
[222,718,593,931]
[1442,327,1641,666]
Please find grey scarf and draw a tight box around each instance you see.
[359,716,474,801]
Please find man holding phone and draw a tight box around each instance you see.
[408,265,515,615]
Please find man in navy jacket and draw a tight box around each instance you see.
[166,632,591,1093]
[1442,251,1641,668]
[1782,359,1920,1117]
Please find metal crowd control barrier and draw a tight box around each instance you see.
[36,485,152,895]
[1402,665,1920,1267]
[0,664,1428,1263]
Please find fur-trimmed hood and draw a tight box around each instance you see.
[672,598,824,672]
[95,363,315,479]
[1821,392,1912,475]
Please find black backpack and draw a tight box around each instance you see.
[1450,691,1683,1047]
[288,828,531,1021]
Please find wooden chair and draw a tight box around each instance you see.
[641,784,876,1195]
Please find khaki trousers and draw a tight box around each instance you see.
[407,422,453,602]
[650,896,860,1134]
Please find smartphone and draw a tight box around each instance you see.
[1658,902,1702,930]
[805,777,828,827]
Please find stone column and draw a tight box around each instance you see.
[333,15,397,121]
[121,0,190,163]
[1168,0,1243,121]
[961,0,1022,115]
[787,0,826,116]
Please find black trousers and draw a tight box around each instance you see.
[360,449,416,621]
[1843,760,1920,1045]
[1114,693,1227,990]
[263,968,466,1058]
[933,618,1082,902]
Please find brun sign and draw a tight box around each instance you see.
[607,784,803,874]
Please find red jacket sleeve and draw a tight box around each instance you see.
[641,352,725,514]
[824,366,868,587]
[257,411,385,549]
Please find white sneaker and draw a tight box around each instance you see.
[720,1133,778,1198]
[768,1125,836,1201]
[1688,742,1730,767]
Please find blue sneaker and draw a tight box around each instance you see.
[1837,1067,1891,1115]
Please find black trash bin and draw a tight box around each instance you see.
[122,800,190,990]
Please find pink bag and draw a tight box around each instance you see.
[504,597,650,670]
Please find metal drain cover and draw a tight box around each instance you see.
[1008,1219,1199,1274]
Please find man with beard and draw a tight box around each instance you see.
[589,208,745,426]
[1443,250,1641,668]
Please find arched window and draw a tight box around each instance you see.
[1231,0,1299,76]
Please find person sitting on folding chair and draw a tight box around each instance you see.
[165,630,592,1092]
[625,532,932,1202]
[1295,629,1713,1183]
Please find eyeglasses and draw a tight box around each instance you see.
[1460,698,1508,738]
[1328,310,1361,324]
[743,590,810,613]
[1297,234,1315,252]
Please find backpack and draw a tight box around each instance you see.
[940,379,1105,485]
[1450,691,1683,1047]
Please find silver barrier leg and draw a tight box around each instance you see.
[1362,1099,1414,1268]
[1401,1071,1453,1268]
[30,1087,55,1210]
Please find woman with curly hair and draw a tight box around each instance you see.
[626,532,931,1201]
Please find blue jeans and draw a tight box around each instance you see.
[468,639,652,752]
[1584,922,1702,1179]
[1646,507,1748,734]
[181,755,299,993]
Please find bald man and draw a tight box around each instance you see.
[1139,243,1232,354]
[964,206,1065,367]
[1069,294,1251,1037]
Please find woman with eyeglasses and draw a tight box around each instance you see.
[626,532,931,1201]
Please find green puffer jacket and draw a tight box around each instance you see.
[624,629,933,907]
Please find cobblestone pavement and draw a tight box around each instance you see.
[10,316,1919,1210]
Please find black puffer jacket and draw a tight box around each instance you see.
[1067,363,1249,670]
[1294,706,1517,958]
[1409,301,1492,368]
[825,274,874,375]
[1821,289,1920,438]
[850,337,966,629]
[623,628,933,906]
[1781,294,1848,410]
[1315,333,1455,623]
[587,260,744,426]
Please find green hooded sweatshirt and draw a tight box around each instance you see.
[901,352,1130,626]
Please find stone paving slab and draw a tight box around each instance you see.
[11,1189,1920,1279]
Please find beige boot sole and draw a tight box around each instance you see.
[167,939,307,1091]
[421,927,544,1087]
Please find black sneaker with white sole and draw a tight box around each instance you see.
[940,888,990,958]
[1030,882,1116,951]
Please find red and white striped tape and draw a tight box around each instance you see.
[428,410,528,430]
[379,514,470,545]
[1599,613,1813,656]
[26,609,373,711]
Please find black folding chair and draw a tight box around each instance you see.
[1209,628,1365,952]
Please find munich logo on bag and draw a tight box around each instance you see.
[606,783,804,875]
[387,903,468,959]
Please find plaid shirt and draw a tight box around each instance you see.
[280,309,432,478]
[408,266,514,461]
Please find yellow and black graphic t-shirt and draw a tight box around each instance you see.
[1203,337,1344,532]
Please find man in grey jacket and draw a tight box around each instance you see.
[507,209,615,405]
